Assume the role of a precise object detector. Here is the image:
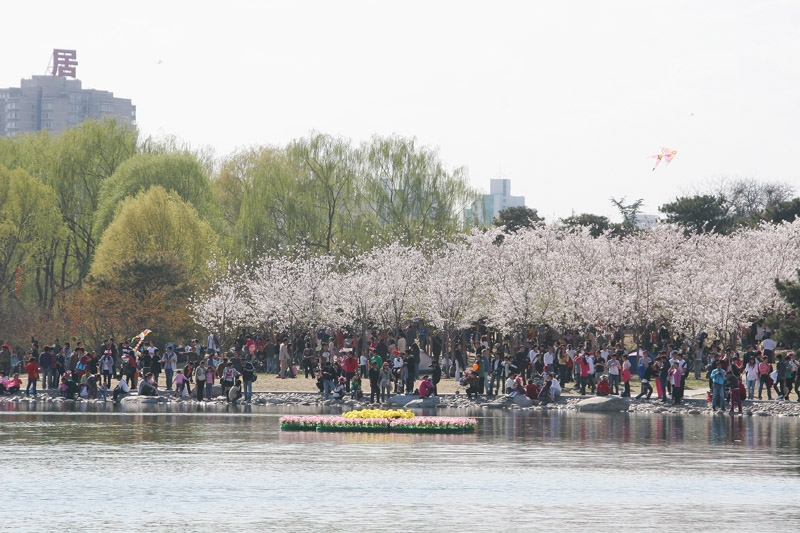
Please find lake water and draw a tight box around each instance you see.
[2,403,800,531]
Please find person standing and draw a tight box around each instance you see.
[343,352,358,391]
[744,356,759,400]
[242,359,255,402]
[195,361,207,401]
[405,352,416,395]
[149,348,162,385]
[775,354,788,400]
[431,360,442,396]
[279,339,291,379]
[38,346,53,390]
[25,356,39,396]
[99,350,115,388]
[576,353,590,395]
[710,362,727,411]
[368,361,381,403]
[636,361,655,399]
[607,354,621,395]
[161,346,178,390]
[205,362,216,399]
[0,342,11,375]
[668,361,683,405]
[454,343,465,383]
[728,370,743,414]
[757,356,772,400]
[379,362,393,402]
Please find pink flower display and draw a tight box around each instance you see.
[280,414,477,433]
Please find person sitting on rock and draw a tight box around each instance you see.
[505,374,515,395]
[550,374,562,400]
[419,376,434,398]
[138,372,158,396]
[525,379,540,400]
[112,376,130,402]
[5,373,22,394]
[596,376,611,396]
[331,377,347,400]
[538,379,552,405]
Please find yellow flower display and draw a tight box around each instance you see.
[342,409,415,419]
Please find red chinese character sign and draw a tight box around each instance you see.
[52,49,78,78]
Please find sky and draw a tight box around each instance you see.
[2,0,799,222]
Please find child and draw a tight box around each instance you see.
[205,363,216,399]
[174,370,189,397]
[58,376,69,398]
[6,373,22,394]
[25,357,39,396]
[596,376,611,396]
[350,373,363,400]
[668,361,683,405]
[98,382,108,401]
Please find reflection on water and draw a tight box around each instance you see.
[1,403,799,531]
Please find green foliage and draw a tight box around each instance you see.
[216,134,478,260]
[492,206,543,233]
[773,270,800,348]
[361,135,478,245]
[753,198,800,225]
[94,152,215,237]
[609,196,643,235]
[91,186,218,280]
[659,194,730,234]
[560,213,612,237]
[0,165,67,299]
[42,118,138,288]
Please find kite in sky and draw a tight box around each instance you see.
[132,328,152,350]
[649,147,678,171]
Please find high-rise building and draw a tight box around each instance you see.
[465,178,526,226]
[0,49,135,137]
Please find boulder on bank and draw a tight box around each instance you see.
[120,394,169,405]
[404,396,441,408]
[387,394,418,407]
[576,396,629,413]
[511,394,534,407]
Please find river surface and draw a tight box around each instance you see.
[1,403,800,531]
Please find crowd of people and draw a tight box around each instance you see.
[0,322,795,413]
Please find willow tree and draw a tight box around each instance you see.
[0,165,67,306]
[94,152,215,237]
[91,186,218,281]
[46,118,139,288]
[361,135,478,245]
[288,133,362,254]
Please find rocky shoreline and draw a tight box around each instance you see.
[3,389,800,418]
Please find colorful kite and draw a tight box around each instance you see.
[132,328,152,350]
[649,147,678,171]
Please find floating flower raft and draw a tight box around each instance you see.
[280,410,477,434]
